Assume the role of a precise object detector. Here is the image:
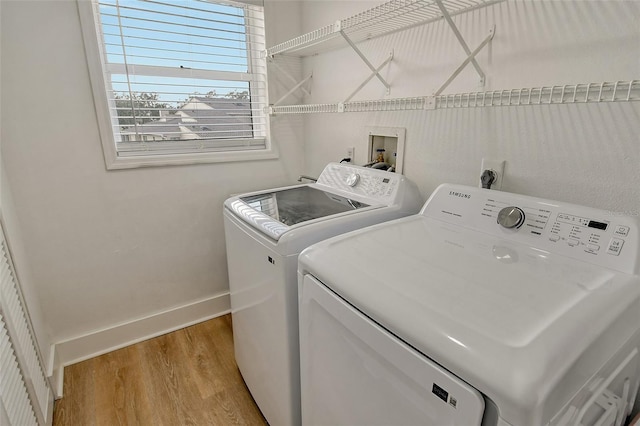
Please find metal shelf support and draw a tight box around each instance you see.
[435,0,487,85]
[435,27,495,96]
[340,30,392,95]
[273,73,313,107]
[268,58,313,107]
[344,51,394,103]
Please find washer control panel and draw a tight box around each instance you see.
[422,184,639,274]
[316,163,404,203]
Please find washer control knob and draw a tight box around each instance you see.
[497,206,525,229]
[346,173,360,187]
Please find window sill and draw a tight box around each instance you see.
[104,148,279,170]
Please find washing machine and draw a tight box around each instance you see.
[298,183,640,426]
[223,162,421,426]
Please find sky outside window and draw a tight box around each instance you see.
[99,0,250,102]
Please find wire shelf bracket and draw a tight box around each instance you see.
[267,57,313,107]
[340,30,393,96]
[344,50,394,103]
[435,0,489,88]
[435,27,495,96]
[273,72,313,107]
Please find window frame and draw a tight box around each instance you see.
[78,0,276,170]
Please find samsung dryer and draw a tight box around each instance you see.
[298,183,640,426]
[223,162,421,426]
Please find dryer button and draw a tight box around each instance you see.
[497,206,525,229]
[606,238,624,256]
[614,225,630,237]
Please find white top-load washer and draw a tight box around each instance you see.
[298,183,640,426]
[222,162,421,426]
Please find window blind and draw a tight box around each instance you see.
[93,0,268,156]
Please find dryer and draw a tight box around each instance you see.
[298,183,640,426]
[223,162,421,426]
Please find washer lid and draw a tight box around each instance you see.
[240,186,370,226]
[299,215,640,426]
[225,162,422,241]
[226,185,376,240]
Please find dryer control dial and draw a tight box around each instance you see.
[346,173,360,187]
[497,206,525,229]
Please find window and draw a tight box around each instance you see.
[79,0,273,169]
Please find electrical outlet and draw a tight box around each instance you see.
[346,147,355,161]
[480,158,505,190]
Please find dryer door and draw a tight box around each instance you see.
[299,274,485,426]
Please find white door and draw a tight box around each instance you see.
[299,274,485,426]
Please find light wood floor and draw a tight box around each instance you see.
[53,314,267,425]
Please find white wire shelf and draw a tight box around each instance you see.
[268,80,640,114]
[267,0,504,57]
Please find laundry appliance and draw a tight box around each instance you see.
[223,162,421,426]
[298,183,640,426]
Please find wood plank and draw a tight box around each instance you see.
[53,357,97,426]
[52,314,267,426]
[182,317,267,425]
[93,345,152,426]
[138,330,213,425]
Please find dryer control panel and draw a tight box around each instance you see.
[421,184,639,274]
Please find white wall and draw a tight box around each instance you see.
[0,0,304,367]
[1,0,54,366]
[299,0,640,213]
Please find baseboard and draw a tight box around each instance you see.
[47,344,64,399]
[52,292,231,381]
[52,365,64,400]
